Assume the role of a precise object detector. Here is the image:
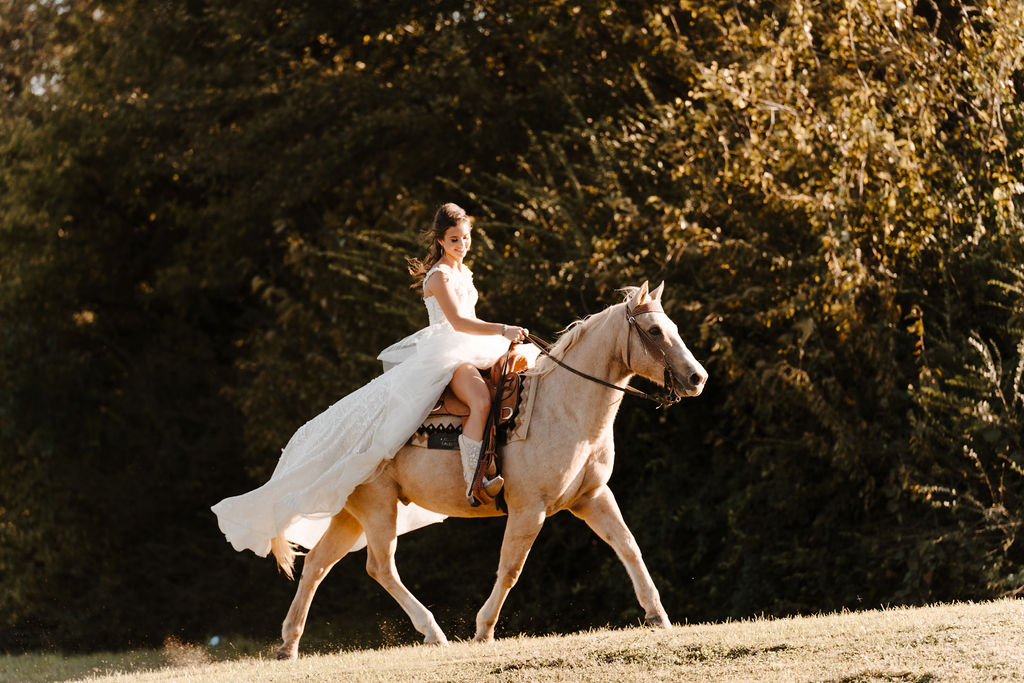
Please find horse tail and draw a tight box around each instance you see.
[270,536,302,580]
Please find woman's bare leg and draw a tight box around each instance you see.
[450,363,490,441]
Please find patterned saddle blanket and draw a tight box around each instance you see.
[409,345,539,450]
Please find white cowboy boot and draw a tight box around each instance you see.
[458,434,504,505]
[458,434,481,504]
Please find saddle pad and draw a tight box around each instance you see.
[409,372,538,450]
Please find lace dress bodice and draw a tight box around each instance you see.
[423,263,478,326]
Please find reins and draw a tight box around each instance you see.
[525,300,681,409]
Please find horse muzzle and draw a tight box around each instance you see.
[668,362,707,398]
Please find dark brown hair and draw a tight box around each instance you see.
[407,203,471,286]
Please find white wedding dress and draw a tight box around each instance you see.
[212,263,510,556]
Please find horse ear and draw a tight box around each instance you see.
[650,281,665,301]
[631,281,650,306]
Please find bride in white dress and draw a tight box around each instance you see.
[212,204,528,558]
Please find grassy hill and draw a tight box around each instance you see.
[4,599,1022,682]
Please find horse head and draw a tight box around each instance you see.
[623,281,708,399]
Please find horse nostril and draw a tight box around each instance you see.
[690,372,705,386]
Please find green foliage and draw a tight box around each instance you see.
[911,265,1024,594]
[1,0,1022,652]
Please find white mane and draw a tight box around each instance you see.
[528,287,645,377]
[618,286,642,303]
[529,305,618,378]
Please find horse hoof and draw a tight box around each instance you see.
[276,646,298,661]
[644,614,672,629]
[424,632,450,646]
[472,633,494,644]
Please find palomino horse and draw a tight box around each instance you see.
[274,281,707,659]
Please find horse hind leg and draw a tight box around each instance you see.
[349,491,449,646]
[570,485,671,629]
[276,509,364,660]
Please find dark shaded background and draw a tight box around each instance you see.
[1,0,1022,652]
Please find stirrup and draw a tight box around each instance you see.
[469,475,504,507]
[484,475,504,497]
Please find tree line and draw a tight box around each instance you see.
[1,0,1022,652]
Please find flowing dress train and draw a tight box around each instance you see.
[212,263,509,555]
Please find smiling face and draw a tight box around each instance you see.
[438,221,472,264]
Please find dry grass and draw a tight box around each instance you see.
[4,599,1022,682]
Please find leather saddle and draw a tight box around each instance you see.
[410,346,532,450]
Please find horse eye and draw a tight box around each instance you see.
[649,326,662,337]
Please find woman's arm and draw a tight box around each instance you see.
[425,270,526,340]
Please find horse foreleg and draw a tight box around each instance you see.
[353,498,449,646]
[474,507,547,643]
[277,509,364,660]
[570,486,671,629]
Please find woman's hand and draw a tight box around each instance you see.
[501,324,529,342]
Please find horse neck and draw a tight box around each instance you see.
[538,303,633,437]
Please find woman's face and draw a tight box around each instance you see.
[438,221,472,263]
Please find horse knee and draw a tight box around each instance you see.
[497,566,523,590]
[619,532,640,557]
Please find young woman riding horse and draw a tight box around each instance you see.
[213,204,708,658]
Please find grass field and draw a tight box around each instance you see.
[3,599,1022,682]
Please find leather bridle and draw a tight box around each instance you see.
[624,299,682,405]
[526,300,682,408]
